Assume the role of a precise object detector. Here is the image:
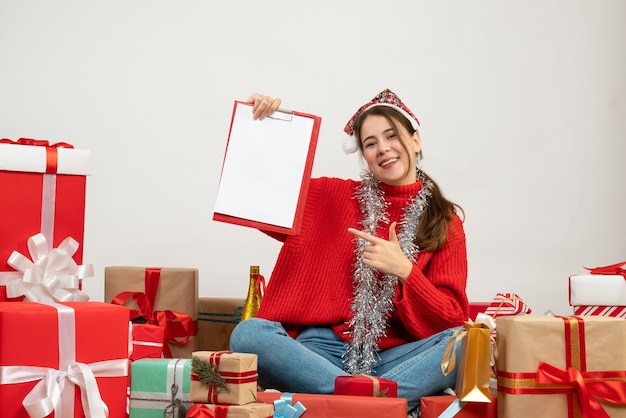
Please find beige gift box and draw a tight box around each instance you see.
[104,266,198,358]
[190,351,258,405]
[496,315,626,417]
[197,297,244,352]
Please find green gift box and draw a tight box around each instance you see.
[130,358,192,418]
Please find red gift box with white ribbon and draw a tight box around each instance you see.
[0,138,91,301]
[0,302,130,417]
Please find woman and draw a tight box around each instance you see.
[230,89,468,411]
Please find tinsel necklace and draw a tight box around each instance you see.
[344,168,432,375]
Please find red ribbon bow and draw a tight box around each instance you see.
[584,261,626,279]
[111,268,196,358]
[536,362,626,418]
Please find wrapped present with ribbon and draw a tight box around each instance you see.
[569,261,626,310]
[105,266,198,358]
[197,297,244,352]
[0,138,91,302]
[334,375,398,397]
[496,315,626,417]
[185,402,274,418]
[420,390,497,418]
[483,292,532,317]
[129,358,192,417]
[0,301,130,417]
[129,323,166,361]
[189,351,258,406]
[256,391,408,418]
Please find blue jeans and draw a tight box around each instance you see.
[230,318,460,410]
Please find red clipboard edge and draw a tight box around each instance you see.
[212,101,321,235]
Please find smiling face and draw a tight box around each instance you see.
[357,112,421,186]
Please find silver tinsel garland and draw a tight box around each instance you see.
[344,169,432,375]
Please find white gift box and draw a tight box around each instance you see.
[0,142,92,175]
[568,274,626,306]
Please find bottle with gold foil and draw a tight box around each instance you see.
[240,265,265,321]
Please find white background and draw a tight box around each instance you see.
[1,1,624,316]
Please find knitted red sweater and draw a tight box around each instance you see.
[257,176,468,350]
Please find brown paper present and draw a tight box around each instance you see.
[104,266,198,358]
[197,297,244,351]
[496,315,626,417]
[190,351,257,405]
[186,403,273,418]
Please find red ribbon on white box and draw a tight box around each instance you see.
[0,303,128,418]
[5,233,93,302]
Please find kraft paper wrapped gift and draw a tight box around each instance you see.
[190,351,258,405]
[420,390,497,418]
[0,301,129,417]
[496,315,626,417]
[0,138,91,301]
[197,297,244,351]
[334,375,398,397]
[185,403,274,418]
[256,391,408,418]
[105,266,198,358]
[129,358,192,417]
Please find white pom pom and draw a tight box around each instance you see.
[342,136,358,154]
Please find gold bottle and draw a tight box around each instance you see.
[240,265,265,321]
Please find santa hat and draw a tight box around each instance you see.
[342,89,420,154]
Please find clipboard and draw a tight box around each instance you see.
[212,101,321,235]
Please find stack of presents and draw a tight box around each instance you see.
[1,137,625,417]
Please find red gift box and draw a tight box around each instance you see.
[334,375,398,397]
[130,323,166,361]
[420,391,497,418]
[0,139,91,301]
[0,301,129,417]
[256,391,407,418]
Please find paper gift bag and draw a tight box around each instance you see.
[190,351,257,405]
[105,266,198,358]
[185,403,274,418]
[496,315,626,417]
[197,297,244,351]
[444,322,492,403]
[0,138,91,301]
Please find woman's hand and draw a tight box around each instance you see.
[348,222,413,283]
[247,93,282,120]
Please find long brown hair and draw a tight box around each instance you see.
[354,106,463,252]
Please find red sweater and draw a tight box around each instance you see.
[256,176,469,350]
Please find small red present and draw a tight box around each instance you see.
[186,402,274,418]
[256,391,407,418]
[334,375,398,397]
[420,390,497,418]
[130,323,166,361]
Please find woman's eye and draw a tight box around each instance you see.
[365,141,376,148]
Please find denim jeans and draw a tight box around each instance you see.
[230,318,460,410]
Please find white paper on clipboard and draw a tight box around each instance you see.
[213,101,321,234]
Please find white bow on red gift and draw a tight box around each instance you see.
[5,233,93,302]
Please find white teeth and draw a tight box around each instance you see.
[381,158,398,167]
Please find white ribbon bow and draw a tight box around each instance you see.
[5,233,93,302]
